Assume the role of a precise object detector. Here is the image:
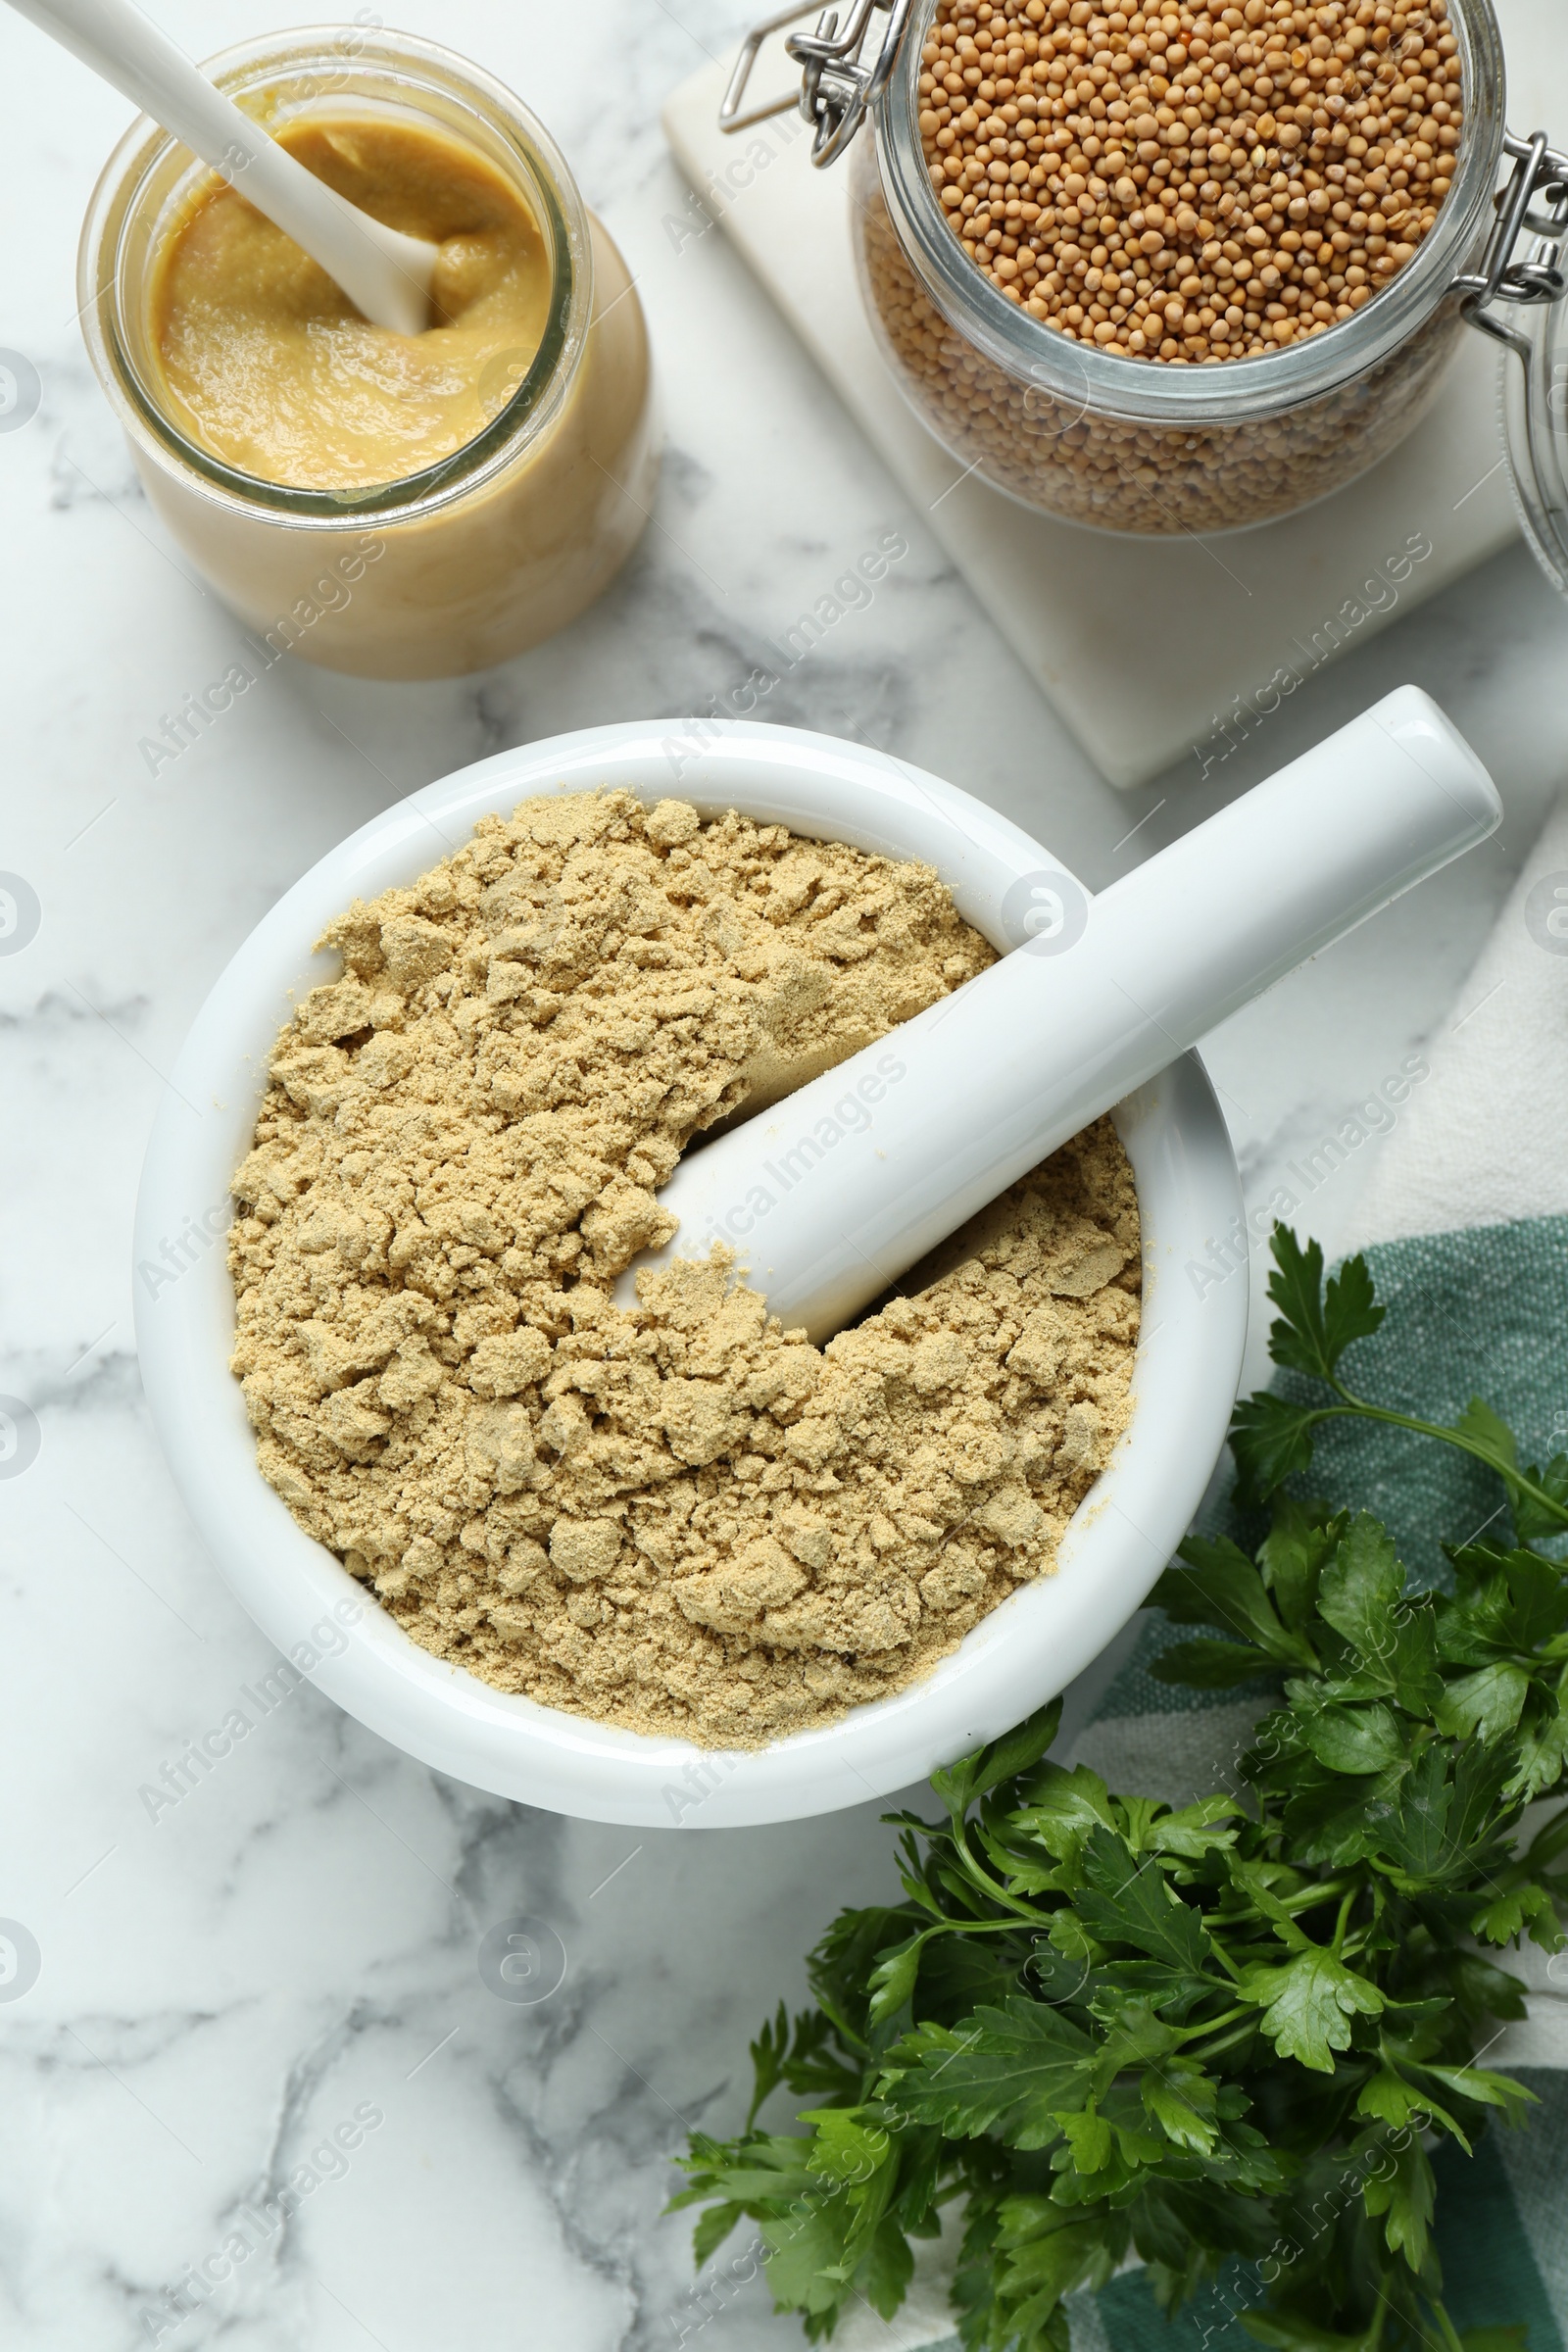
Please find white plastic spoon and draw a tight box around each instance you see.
[618,686,1500,1342]
[7,0,438,334]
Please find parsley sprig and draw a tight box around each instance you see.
[673,1228,1568,2352]
[1230,1231,1568,1538]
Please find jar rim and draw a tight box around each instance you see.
[76,25,592,524]
[873,0,1505,421]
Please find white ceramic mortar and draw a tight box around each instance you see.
[133,719,1248,1827]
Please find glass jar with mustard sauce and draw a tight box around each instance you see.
[721,0,1568,562]
[79,26,657,679]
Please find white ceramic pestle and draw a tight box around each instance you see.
[8,0,438,334]
[618,686,1500,1342]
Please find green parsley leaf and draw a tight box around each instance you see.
[1505,1690,1568,1802]
[1259,1497,1345,1633]
[1467,1879,1560,1950]
[1074,1826,1211,1973]
[930,1697,1063,1826]
[1011,1762,1115,1864]
[1055,2107,1113,2171]
[1293,1695,1407,1776]
[1148,1795,1243,1861]
[1512,1450,1568,1543]
[1265,1231,1385,1384]
[1454,1396,1522,1474]
[1389,1603,1446,1718]
[1361,2131,1436,2270]
[1433,1661,1530,1745]
[1230,1392,1333,1507]
[878,1999,1093,2149]
[1316,1515,1404,1663]
[865,1935,927,2031]
[1142,2058,1220,2154]
[1154,1535,1315,1666]
[1238,1948,1384,2071]
[801,2105,891,2185]
[1414,2064,1536,2125]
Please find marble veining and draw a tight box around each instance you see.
[2,2,1568,2345]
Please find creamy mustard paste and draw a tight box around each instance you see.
[153,117,554,488]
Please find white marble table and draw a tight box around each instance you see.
[2,4,1567,2346]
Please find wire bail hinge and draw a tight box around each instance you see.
[1455,129,1568,358]
[720,0,913,167]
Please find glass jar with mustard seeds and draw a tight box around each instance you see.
[722,0,1568,549]
[79,28,657,678]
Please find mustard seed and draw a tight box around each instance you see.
[917,0,1462,362]
[856,137,1462,528]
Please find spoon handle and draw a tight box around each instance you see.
[7,0,434,332]
[626,686,1500,1343]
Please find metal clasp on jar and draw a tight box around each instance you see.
[720,0,913,166]
[1453,128,1568,356]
